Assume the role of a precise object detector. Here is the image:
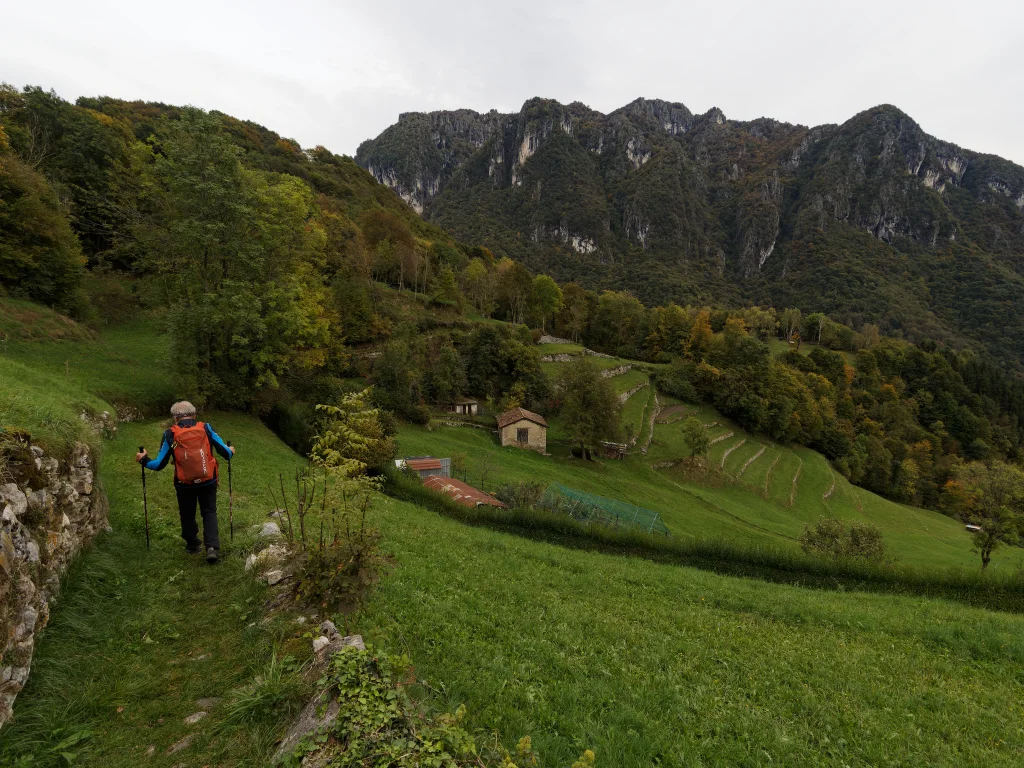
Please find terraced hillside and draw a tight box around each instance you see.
[408,340,1020,572]
[537,341,659,444]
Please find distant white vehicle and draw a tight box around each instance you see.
[965,524,983,532]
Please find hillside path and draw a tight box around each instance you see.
[0,417,306,766]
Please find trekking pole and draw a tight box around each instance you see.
[139,446,150,549]
[227,441,234,542]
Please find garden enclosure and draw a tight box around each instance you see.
[539,483,671,535]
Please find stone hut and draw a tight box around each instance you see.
[448,399,479,416]
[496,408,547,453]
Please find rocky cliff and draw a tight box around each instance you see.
[0,433,109,727]
[357,97,1024,365]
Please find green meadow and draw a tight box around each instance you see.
[3,303,1024,766]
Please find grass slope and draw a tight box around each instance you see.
[397,419,1020,571]
[0,299,175,419]
[13,409,1024,766]
[364,499,1024,767]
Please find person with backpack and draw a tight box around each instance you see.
[135,401,235,564]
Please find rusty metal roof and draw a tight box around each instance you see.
[423,476,507,508]
[405,458,443,471]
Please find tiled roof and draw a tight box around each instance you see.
[496,407,548,429]
[423,476,506,508]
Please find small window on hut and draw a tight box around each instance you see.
[517,427,529,444]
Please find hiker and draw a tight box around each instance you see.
[135,401,235,564]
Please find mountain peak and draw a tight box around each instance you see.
[356,96,1024,297]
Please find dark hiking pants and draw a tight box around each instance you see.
[176,482,220,550]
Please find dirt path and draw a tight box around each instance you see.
[823,467,837,502]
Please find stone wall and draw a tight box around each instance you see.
[0,438,109,728]
[600,364,632,378]
[618,381,649,405]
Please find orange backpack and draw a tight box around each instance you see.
[170,422,218,484]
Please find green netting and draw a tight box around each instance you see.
[538,483,671,536]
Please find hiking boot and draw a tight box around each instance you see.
[206,547,219,564]
[185,543,202,554]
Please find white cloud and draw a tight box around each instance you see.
[1,0,1022,164]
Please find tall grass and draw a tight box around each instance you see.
[385,468,1024,613]
[0,358,105,457]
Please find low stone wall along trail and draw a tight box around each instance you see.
[0,439,108,727]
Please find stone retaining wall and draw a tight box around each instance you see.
[0,438,109,728]
[618,381,649,405]
[600,364,632,378]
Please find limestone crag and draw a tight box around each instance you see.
[356,99,1024,371]
[0,438,108,728]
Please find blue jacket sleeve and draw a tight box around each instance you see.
[205,423,232,460]
[143,430,172,471]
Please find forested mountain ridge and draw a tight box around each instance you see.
[356,97,1024,366]
[4,83,1024,512]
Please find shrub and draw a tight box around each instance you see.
[295,509,383,616]
[270,465,387,620]
[653,360,699,403]
[310,388,397,475]
[494,480,544,508]
[284,646,595,768]
[80,270,143,326]
[800,517,887,562]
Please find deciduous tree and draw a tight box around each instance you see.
[681,417,710,458]
[529,274,563,332]
[780,308,802,343]
[686,309,713,362]
[311,388,397,475]
[138,107,333,407]
[558,358,620,459]
[946,461,1024,570]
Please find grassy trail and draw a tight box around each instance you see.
[0,416,307,767]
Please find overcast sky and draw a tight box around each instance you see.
[3,0,1023,164]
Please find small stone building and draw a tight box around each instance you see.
[497,407,548,453]
[448,399,479,416]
